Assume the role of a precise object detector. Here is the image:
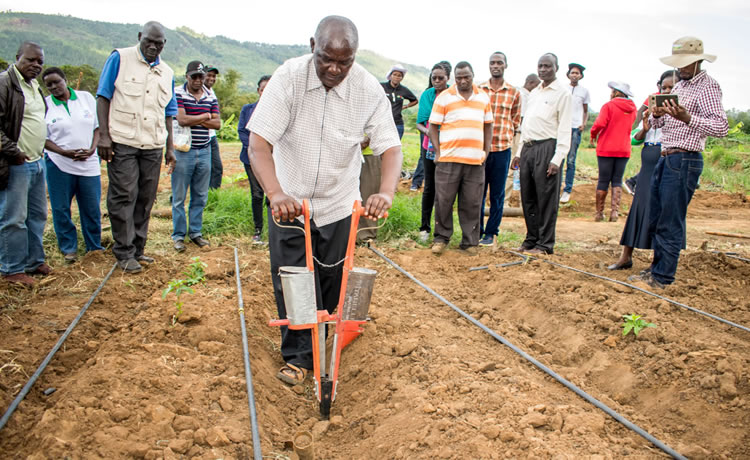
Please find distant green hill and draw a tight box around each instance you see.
[0,12,430,93]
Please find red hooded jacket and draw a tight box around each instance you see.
[590,97,637,158]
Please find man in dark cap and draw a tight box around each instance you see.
[171,60,220,252]
[203,65,223,189]
[560,62,590,203]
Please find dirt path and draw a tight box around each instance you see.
[1,148,749,458]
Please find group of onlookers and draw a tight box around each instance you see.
[368,37,728,291]
[0,16,729,297]
[0,15,730,392]
[0,22,228,285]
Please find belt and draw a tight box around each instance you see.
[523,138,555,147]
[644,142,661,146]
[661,148,701,157]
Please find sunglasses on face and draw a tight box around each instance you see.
[189,74,205,80]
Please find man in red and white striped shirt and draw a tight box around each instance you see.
[631,37,728,289]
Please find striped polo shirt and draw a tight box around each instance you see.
[429,84,492,164]
[175,83,219,149]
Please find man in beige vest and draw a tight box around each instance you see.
[96,21,177,273]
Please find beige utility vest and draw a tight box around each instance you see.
[108,46,174,150]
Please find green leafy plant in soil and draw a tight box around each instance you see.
[163,257,208,326]
[622,314,656,337]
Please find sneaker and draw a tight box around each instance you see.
[418,230,429,243]
[409,186,418,192]
[64,253,78,264]
[27,263,53,276]
[190,236,210,247]
[461,246,478,255]
[117,258,142,273]
[478,235,495,247]
[174,239,186,252]
[431,242,446,254]
[136,255,155,264]
[3,273,36,286]
[252,233,263,244]
[560,191,571,203]
[624,177,636,196]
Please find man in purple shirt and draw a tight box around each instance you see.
[629,37,728,289]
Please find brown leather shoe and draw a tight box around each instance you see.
[3,273,36,286]
[595,190,607,222]
[28,263,53,276]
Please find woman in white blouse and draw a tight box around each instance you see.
[42,67,103,263]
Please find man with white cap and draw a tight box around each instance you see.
[629,36,728,289]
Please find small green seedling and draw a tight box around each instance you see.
[622,314,656,337]
[162,257,207,326]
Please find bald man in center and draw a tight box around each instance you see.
[248,16,403,385]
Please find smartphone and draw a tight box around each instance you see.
[650,94,679,108]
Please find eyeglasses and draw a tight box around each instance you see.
[189,74,205,80]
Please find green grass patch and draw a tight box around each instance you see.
[203,186,266,238]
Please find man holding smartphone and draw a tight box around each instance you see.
[629,36,728,289]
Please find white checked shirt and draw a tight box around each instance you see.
[249,54,401,226]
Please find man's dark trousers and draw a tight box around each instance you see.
[268,214,350,370]
[433,161,484,248]
[242,163,265,234]
[107,142,162,261]
[647,151,702,285]
[480,148,512,237]
[209,136,222,189]
[520,139,561,254]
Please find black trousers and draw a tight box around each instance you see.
[242,163,265,234]
[596,156,629,190]
[419,148,437,233]
[520,139,561,254]
[268,213,351,370]
[107,142,162,261]
[208,136,223,189]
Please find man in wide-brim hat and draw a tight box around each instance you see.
[628,36,728,290]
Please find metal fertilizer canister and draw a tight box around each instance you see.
[341,267,377,321]
[279,266,317,325]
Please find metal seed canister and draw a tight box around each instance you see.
[341,267,377,321]
[279,266,317,325]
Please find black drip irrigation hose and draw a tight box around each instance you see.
[234,248,263,460]
[0,262,118,432]
[502,250,750,335]
[467,253,528,272]
[369,246,686,460]
[712,250,750,263]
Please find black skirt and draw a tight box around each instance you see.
[619,144,661,249]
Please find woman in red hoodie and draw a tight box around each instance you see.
[590,82,637,221]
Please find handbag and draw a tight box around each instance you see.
[173,119,192,152]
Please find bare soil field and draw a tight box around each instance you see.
[1,149,749,459]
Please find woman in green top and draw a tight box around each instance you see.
[416,62,450,243]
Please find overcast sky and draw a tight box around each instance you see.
[5,0,750,110]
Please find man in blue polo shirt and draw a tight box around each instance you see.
[97,21,178,273]
[172,60,220,252]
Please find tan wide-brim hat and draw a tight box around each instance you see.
[660,36,717,68]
